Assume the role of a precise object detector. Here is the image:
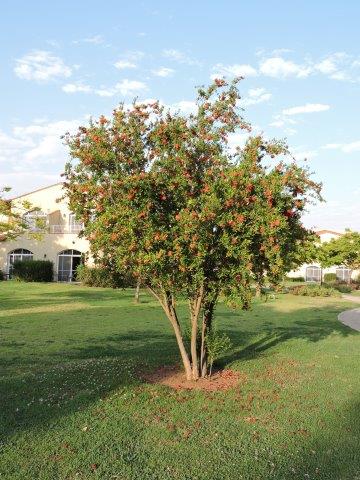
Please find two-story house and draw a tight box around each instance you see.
[0,183,90,281]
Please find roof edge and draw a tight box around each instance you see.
[10,182,64,200]
[315,229,343,236]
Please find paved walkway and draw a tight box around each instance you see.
[338,295,360,332]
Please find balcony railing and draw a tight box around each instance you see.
[49,225,83,234]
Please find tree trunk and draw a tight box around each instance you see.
[255,282,262,298]
[200,299,215,377]
[147,287,193,380]
[134,280,140,303]
[189,287,204,380]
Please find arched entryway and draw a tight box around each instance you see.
[305,265,322,282]
[7,248,33,278]
[336,266,352,283]
[57,249,83,282]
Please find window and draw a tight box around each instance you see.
[336,266,352,283]
[23,210,47,231]
[69,213,83,234]
[7,248,33,277]
[306,265,322,282]
[57,249,84,282]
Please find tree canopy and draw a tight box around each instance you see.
[64,78,322,379]
[319,230,360,272]
[0,187,43,240]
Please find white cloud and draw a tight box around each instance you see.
[259,57,312,78]
[322,141,360,153]
[211,63,257,78]
[239,87,272,106]
[0,119,82,194]
[291,149,318,161]
[315,59,337,75]
[95,79,147,97]
[62,83,92,93]
[73,35,105,45]
[114,60,137,70]
[162,49,200,66]
[269,119,285,128]
[282,103,330,115]
[227,132,250,153]
[152,67,175,77]
[169,101,197,115]
[304,199,360,231]
[61,79,147,97]
[14,50,72,82]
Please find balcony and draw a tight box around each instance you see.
[49,224,83,234]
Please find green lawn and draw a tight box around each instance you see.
[0,282,359,480]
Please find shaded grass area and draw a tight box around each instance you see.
[0,282,359,479]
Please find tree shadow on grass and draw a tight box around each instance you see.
[0,331,175,442]
[218,302,358,366]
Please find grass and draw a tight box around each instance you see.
[0,282,359,479]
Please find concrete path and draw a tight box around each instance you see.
[338,294,360,332]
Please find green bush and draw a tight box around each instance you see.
[285,276,305,282]
[333,284,352,294]
[205,331,232,376]
[76,264,135,288]
[324,273,337,283]
[0,269,4,281]
[284,275,305,282]
[12,260,53,282]
[290,284,340,297]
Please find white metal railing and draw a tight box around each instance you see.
[49,224,83,234]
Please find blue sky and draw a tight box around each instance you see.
[1,0,359,230]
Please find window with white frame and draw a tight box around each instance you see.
[69,213,83,233]
[23,210,47,231]
[57,249,84,281]
[7,248,33,277]
[336,266,352,282]
[306,265,322,282]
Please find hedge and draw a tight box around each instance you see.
[12,260,54,282]
[76,264,136,288]
[289,284,340,297]
[285,276,305,282]
[323,273,337,283]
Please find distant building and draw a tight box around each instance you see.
[0,183,90,281]
[288,229,359,282]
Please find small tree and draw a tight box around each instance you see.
[0,186,45,240]
[64,79,321,379]
[319,230,360,282]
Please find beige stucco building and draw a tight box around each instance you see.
[0,183,90,281]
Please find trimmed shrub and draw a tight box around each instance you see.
[286,276,305,282]
[12,260,53,282]
[324,273,337,283]
[76,264,135,288]
[333,284,352,294]
[290,284,340,297]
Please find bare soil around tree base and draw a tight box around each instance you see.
[141,365,246,391]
